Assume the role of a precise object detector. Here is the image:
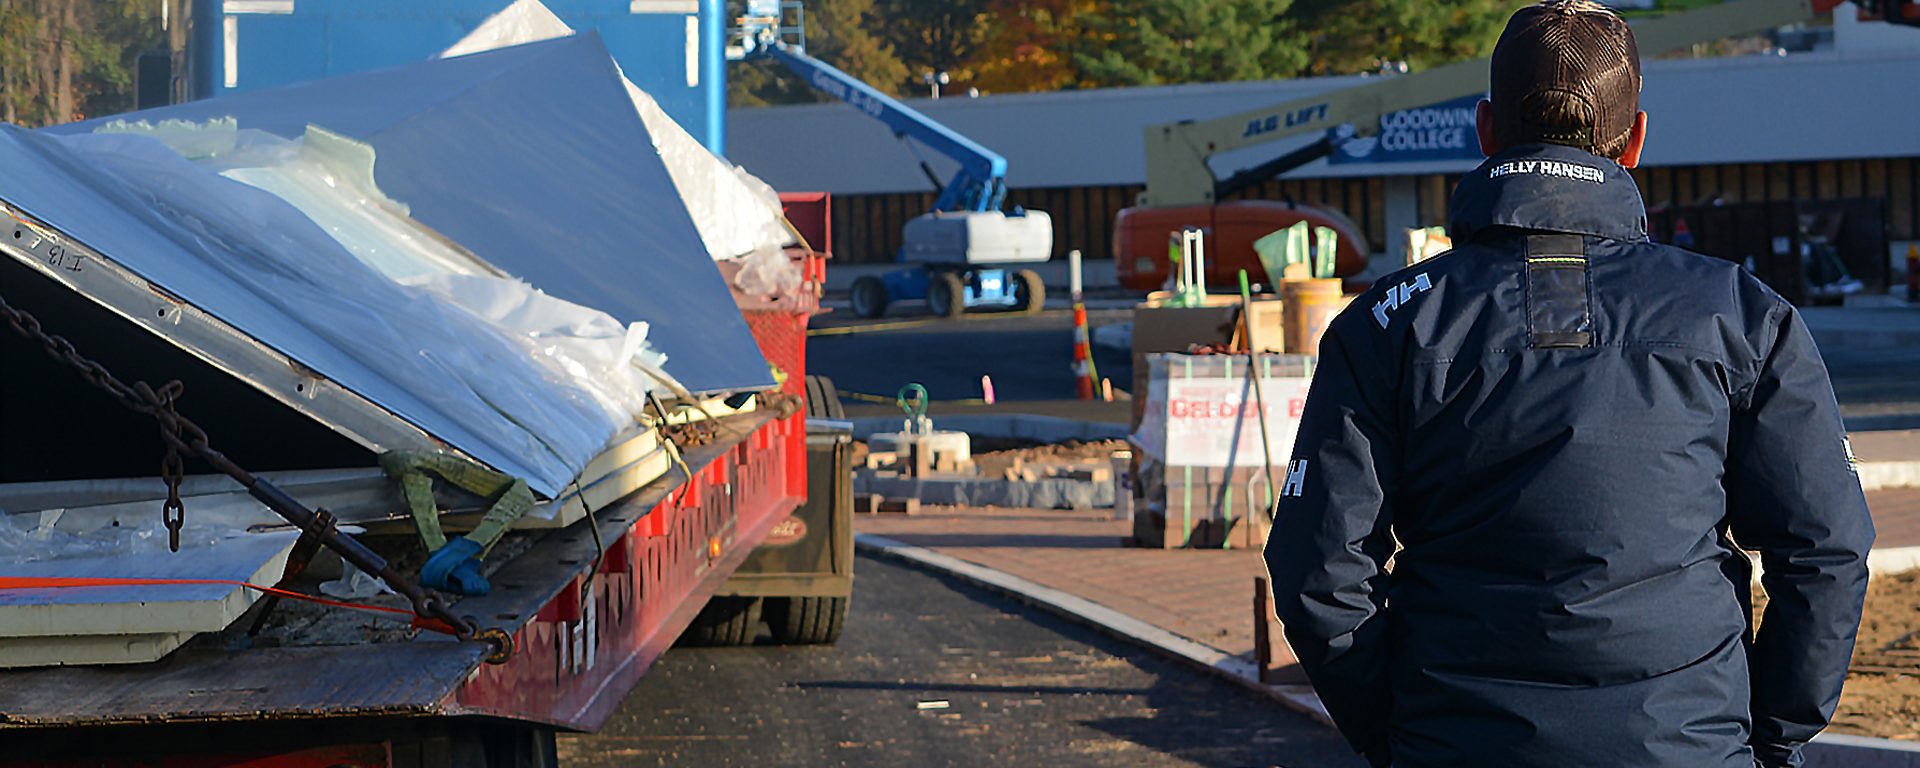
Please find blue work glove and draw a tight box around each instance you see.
[420,537,490,596]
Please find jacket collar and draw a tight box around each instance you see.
[1448,143,1649,243]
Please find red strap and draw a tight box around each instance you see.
[0,576,463,636]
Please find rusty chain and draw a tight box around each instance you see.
[0,290,512,662]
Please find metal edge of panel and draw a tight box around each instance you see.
[521,427,668,529]
[0,203,491,476]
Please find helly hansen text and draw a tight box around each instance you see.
[1488,159,1605,184]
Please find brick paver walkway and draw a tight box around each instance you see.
[862,488,1920,665]
[1872,487,1920,548]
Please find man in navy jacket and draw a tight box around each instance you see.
[1263,3,1875,766]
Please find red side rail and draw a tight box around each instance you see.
[450,413,802,729]
[450,256,819,729]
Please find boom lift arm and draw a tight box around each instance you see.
[730,1,1009,215]
[730,1,1052,320]
[759,43,1010,215]
[1139,0,1920,208]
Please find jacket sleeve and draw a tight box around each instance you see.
[1263,308,1399,758]
[1725,303,1875,768]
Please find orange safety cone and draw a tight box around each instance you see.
[1073,303,1097,400]
[1069,250,1099,399]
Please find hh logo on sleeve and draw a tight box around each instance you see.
[1281,459,1309,498]
[1372,273,1432,329]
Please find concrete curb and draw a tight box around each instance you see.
[1807,733,1920,767]
[1869,546,1920,576]
[856,533,1920,766]
[854,533,1333,728]
[854,473,1113,510]
[1862,461,1920,491]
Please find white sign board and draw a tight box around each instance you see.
[1134,356,1313,469]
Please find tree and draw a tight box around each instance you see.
[1288,0,1527,76]
[1073,0,1308,87]
[969,0,1103,93]
[874,0,990,92]
[729,0,911,107]
[0,0,161,126]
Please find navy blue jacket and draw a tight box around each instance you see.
[1264,144,1875,768]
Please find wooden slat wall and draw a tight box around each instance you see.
[823,157,1920,264]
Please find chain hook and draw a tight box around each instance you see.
[153,381,189,552]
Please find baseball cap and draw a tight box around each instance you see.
[1489,0,1642,158]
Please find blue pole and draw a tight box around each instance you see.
[703,0,726,156]
[191,0,222,99]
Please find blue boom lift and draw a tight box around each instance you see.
[729,1,1053,319]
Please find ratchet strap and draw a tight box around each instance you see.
[379,451,532,555]
[0,576,467,636]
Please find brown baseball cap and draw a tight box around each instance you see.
[1489,0,1642,158]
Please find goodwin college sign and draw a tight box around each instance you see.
[1330,93,1485,165]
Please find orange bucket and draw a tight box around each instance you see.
[1280,278,1347,356]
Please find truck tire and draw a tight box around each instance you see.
[804,375,846,420]
[850,275,888,319]
[1013,269,1045,314]
[678,595,761,646]
[763,595,848,645]
[928,272,966,319]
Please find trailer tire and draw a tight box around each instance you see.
[929,272,966,319]
[679,595,761,646]
[1013,269,1045,314]
[764,595,848,645]
[804,375,846,420]
[851,276,888,319]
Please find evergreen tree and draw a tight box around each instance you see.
[1073,0,1307,87]
[1289,0,1526,76]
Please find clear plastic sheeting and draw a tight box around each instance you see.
[730,245,805,299]
[52,34,776,395]
[402,273,670,426]
[620,76,794,266]
[99,119,498,282]
[97,119,672,433]
[0,501,283,564]
[0,124,618,498]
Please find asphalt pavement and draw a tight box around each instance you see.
[558,554,1362,768]
[806,308,1135,404]
[808,301,1920,430]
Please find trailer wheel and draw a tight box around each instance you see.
[928,272,966,319]
[763,595,848,645]
[850,275,889,319]
[804,375,846,420]
[679,595,761,646]
[1013,269,1045,314]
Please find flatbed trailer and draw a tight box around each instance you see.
[0,409,801,765]
[0,229,837,766]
